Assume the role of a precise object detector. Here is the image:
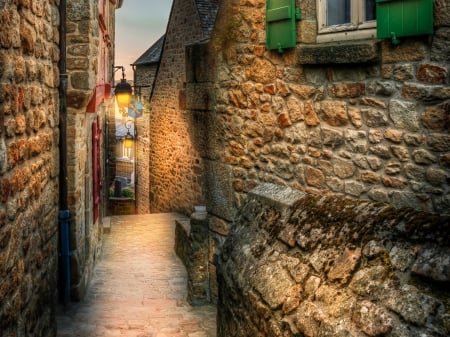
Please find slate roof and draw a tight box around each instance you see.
[132,35,165,66]
[195,0,219,35]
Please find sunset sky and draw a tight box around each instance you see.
[114,0,173,81]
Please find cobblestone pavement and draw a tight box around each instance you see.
[56,213,217,337]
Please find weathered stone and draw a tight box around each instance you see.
[381,40,427,63]
[368,188,390,203]
[440,153,450,168]
[383,285,441,326]
[254,261,295,309]
[361,171,380,184]
[345,129,367,153]
[375,81,396,96]
[326,177,344,192]
[298,40,380,64]
[248,58,276,84]
[421,103,450,131]
[286,96,304,123]
[333,157,355,179]
[412,149,437,165]
[295,301,324,337]
[393,63,414,81]
[411,247,450,282]
[304,100,320,126]
[329,82,365,98]
[417,63,448,84]
[305,166,325,188]
[384,128,403,143]
[369,145,391,159]
[435,0,450,26]
[431,27,450,62]
[368,129,383,144]
[426,167,448,187]
[288,84,318,100]
[389,99,419,131]
[385,161,401,175]
[319,101,348,126]
[327,248,361,282]
[353,300,393,336]
[402,82,450,101]
[364,108,388,127]
[348,107,362,128]
[389,245,417,272]
[404,164,425,181]
[345,181,365,196]
[322,128,344,148]
[403,133,424,147]
[382,176,407,189]
[427,133,450,152]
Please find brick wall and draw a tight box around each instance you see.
[0,0,60,335]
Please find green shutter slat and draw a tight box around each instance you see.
[266,6,291,22]
[266,0,298,53]
[376,0,433,43]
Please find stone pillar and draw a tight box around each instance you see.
[187,208,210,305]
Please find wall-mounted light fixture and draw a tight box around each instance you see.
[113,66,133,109]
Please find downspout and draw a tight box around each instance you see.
[58,0,71,306]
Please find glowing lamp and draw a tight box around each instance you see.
[115,78,132,108]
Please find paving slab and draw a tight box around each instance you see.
[56,213,217,337]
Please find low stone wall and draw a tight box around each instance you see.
[108,198,136,215]
[175,212,211,305]
[217,183,450,337]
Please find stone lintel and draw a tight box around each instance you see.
[298,40,380,64]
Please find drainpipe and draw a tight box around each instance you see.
[58,0,71,306]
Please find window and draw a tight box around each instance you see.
[317,0,377,42]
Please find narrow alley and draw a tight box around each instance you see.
[56,214,217,337]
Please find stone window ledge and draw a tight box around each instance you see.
[298,40,381,65]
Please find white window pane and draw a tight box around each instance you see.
[365,0,376,21]
[327,0,351,25]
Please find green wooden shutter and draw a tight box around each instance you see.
[376,0,433,44]
[266,0,299,52]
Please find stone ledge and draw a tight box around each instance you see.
[298,40,380,64]
[249,183,306,209]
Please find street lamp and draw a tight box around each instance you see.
[113,66,132,109]
[123,120,134,158]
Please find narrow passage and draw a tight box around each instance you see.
[56,213,217,337]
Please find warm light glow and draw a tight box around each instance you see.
[116,92,131,108]
[114,78,133,108]
[124,137,134,149]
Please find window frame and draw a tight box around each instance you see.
[316,0,377,43]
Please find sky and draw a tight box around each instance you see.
[114,0,173,82]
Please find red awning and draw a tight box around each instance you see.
[86,83,111,113]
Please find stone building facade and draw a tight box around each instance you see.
[0,0,119,335]
[152,0,449,217]
[0,1,60,335]
[148,0,219,214]
[132,35,164,214]
[159,0,450,328]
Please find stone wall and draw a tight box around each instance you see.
[134,64,157,101]
[217,183,450,337]
[0,0,60,336]
[201,0,450,225]
[65,0,115,300]
[148,0,208,213]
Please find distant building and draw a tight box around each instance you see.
[132,35,165,101]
